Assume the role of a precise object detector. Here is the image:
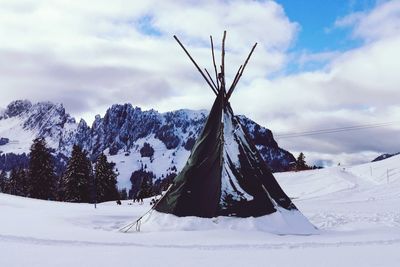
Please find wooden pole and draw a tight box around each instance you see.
[204,68,218,91]
[210,36,220,91]
[173,35,218,95]
[226,42,257,100]
[226,65,242,100]
[221,31,227,94]
[93,173,97,209]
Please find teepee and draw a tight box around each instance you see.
[122,32,316,234]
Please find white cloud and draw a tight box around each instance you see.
[229,1,400,165]
[0,0,399,166]
[296,50,340,69]
[151,0,297,50]
[335,0,400,42]
[0,0,297,114]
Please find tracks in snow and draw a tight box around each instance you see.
[1,234,400,250]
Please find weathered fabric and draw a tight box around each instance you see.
[154,91,296,218]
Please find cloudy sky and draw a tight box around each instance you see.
[1,0,399,166]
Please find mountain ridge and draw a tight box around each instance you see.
[0,100,296,189]
[372,152,400,162]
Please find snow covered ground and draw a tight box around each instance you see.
[1,155,400,267]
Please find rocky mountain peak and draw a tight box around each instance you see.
[4,100,32,118]
[0,99,296,188]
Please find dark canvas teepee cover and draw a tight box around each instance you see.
[122,32,316,234]
[154,33,297,218]
[154,90,297,217]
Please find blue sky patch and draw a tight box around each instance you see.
[137,15,162,37]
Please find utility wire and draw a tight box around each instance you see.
[275,121,400,139]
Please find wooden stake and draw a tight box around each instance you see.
[210,36,220,91]
[226,65,242,100]
[204,68,218,92]
[221,31,227,94]
[226,42,257,100]
[173,35,218,95]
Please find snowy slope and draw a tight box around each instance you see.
[106,135,191,188]
[0,115,37,154]
[0,100,77,154]
[276,154,400,199]
[1,155,400,266]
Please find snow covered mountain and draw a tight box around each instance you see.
[372,152,400,162]
[0,100,295,188]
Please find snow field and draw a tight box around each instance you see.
[1,155,400,266]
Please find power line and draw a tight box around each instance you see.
[275,121,400,139]
[278,121,396,137]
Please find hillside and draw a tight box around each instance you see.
[0,100,295,189]
[0,154,399,267]
[372,152,400,162]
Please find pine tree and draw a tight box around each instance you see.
[20,168,29,196]
[130,169,155,199]
[61,145,92,202]
[139,177,153,199]
[7,168,28,196]
[28,138,56,200]
[8,169,18,195]
[296,152,308,171]
[56,173,65,201]
[94,153,118,202]
[7,168,18,195]
[140,142,154,158]
[119,188,128,200]
[0,170,7,193]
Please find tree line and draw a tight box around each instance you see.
[295,152,323,171]
[1,140,317,203]
[0,138,119,203]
